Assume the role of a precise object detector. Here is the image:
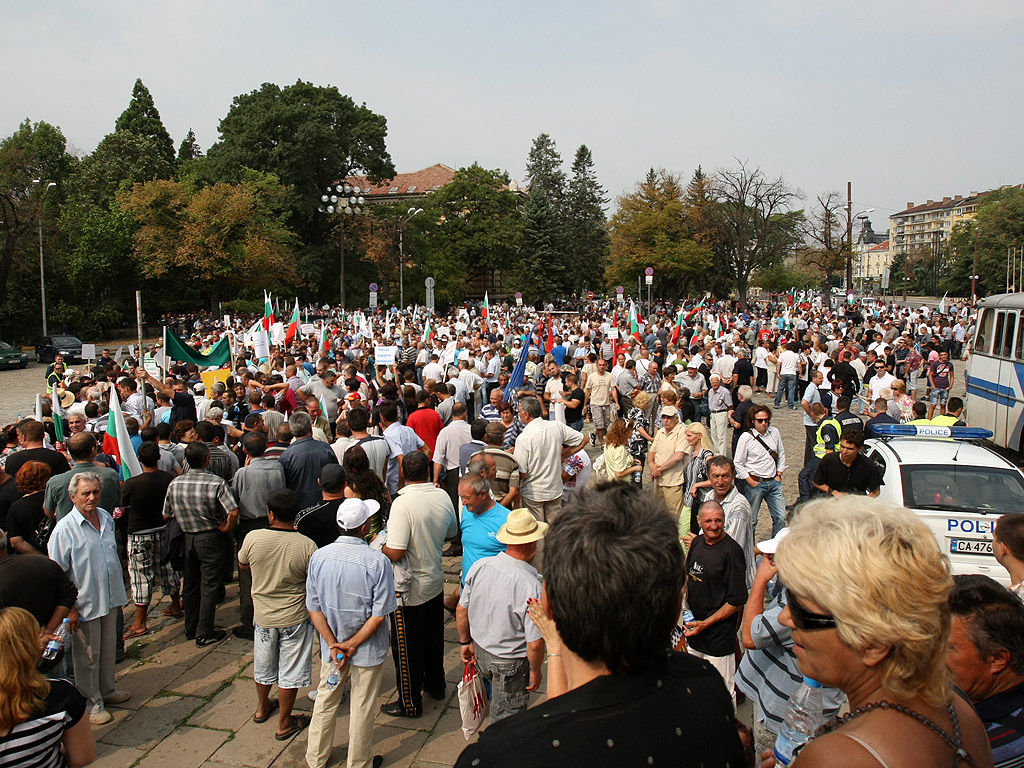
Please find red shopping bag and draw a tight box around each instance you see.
[457,661,489,739]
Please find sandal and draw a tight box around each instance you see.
[122,626,149,640]
[162,607,184,618]
[275,714,310,740]
[253,699,279,723]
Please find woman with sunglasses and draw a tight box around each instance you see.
[772,498,992,767]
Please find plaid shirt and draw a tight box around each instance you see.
[162,469,236,533]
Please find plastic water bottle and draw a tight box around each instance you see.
[324,652,347,691]
[773,677,826,766]
[682,608,695,626]
[43,619,70,660]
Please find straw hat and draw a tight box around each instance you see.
[496,508,549,545]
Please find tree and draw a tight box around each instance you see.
[417,164,522,305]
[565,145,609,293]
[74,131,175,207]
[712,162,804,308]
[682,166,731,296]
[208,79,395,281]
[605,168,712,298]
[122,170,299,308]
[114,79,176,166]
[524,133,567,206]
[940,187,1024,298]
[802,191,850,292]
[514,186,564,296]
[0,119,76,328]
[177,129,202,163]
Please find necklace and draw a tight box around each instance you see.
[828,700,978,768]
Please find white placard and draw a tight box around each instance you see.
[455,322,468,332]
[143,354,159,376]
[81,343,96,360]
[373,345,397,366]
[516,297,523,307]
[223,314,231,327]
[270,322,285,345]
[607,328,619,339]
[300,323,315,336]
[253,331,270,358]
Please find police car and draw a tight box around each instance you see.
[864,425,1024,585]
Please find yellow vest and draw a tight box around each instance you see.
[814,418,841,458]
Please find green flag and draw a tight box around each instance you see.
[165,331,231,367]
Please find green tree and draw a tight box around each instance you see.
[514,186,564,296]
[208,80,395,294]
[74,131,175,207]
[122,170,299,308]
[0,119,76,331]
[417,164,522,305]
[944,187,1024,297]
[524,133,567,206]
[177,128,202,163]
[606,169,712,299]
[712,162,804,308]
[114,78,176,165]
[565,145,609,294]
[682,165,732,296]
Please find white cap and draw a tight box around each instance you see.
[336,498,380,530]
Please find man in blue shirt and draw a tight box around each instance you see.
[305,498,396,768]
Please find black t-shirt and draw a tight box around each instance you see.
[564,388,585,423]
[4,448,71,483]
[294,498,344,548]
[685,534,748,656]
[7,492,48,551]
[0,678,86,766]
[813,452,884,495]
[734,358,755,387]
[170,391,198,427]
[123,470,176,533]
[0,475,21,534]
[0,553,78,626]
[454,652,745,768]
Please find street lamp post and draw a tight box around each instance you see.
[318,183,365,309]
[853,208,874,298]
[398,207,423,309]
[33,179,56,336]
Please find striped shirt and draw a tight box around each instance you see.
[0,679,85,768]
[735,584,845,733]
[975,680,1024,768]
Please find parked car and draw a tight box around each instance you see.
[865,425,1024,585]
[35,335,83,363]
[0,340,28,369]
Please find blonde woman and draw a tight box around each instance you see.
[888,380,915,423]
[680,422,716,536]
[773,499,992,768]
[602,419,641,482]
[626,392,655,488]
[0,606,95,766]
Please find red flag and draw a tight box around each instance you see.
[285,299,300,347]
[545,312,555,353]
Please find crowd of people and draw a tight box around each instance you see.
[0,290,1018,768]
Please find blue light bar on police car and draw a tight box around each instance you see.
[871,424,994,439]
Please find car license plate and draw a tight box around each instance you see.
[950,538,993,555]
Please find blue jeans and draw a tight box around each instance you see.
[742,477,787,536]
[774,375,798,409]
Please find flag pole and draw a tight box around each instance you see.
[162,324,168,378]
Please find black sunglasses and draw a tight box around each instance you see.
[788,593,837,631]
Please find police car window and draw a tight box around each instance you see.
[869,450,886,475]
[903,465,1024,514]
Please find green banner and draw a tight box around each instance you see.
[165,330,232,368]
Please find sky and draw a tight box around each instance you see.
[4,0,1023,232]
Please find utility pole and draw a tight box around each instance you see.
[846,181,853,292]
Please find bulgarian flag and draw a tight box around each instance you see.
[103,386,142,481]
[318,322,330,357]
[51,390,66,443]
[684,297,706,323]
[262,290,275,331]
[423,316,434,346]
[670,305,686,345]
[545,311,555,353]
[628,301,642,341]
[285,299,300,347]
[481,291,490,320]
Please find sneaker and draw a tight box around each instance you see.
[307,689,318,702]
[90,708,113,725]
[105,691,131,705]
[232,625,255,641]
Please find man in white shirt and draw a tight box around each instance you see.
[422,354,444,386]
[733,404,787,537]
[773,342,801,410]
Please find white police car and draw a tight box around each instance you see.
[864,425,1024,585]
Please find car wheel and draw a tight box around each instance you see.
[35,352,41,362]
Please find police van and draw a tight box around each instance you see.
[865,425,1024,585]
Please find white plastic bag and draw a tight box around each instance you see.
[457,662,489,739]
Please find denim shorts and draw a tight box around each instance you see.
[253,619,314,689]
[930,388,949,405]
